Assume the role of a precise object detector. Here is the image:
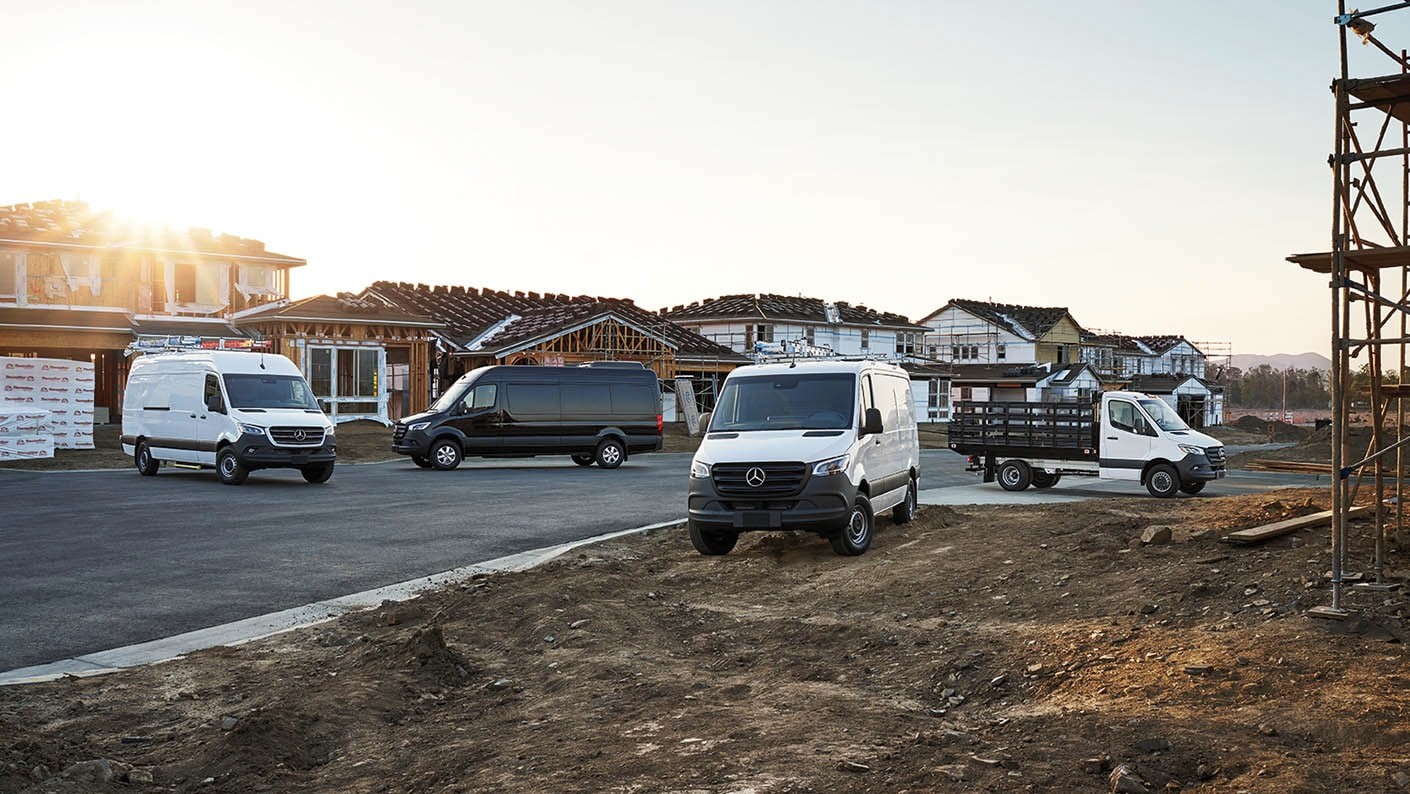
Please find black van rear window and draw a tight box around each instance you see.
[611,384,657,416]
[507,384,560,417]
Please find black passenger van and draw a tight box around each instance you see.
[392,363,664,470]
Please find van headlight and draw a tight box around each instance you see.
[408,421,431,432]
[1177,444,1206,457]
[690,459,711,478]
[812,454,850,477]
[239,423,266,436]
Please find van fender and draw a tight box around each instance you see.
[594,427,630,446]
[1140,459,1174,485]
[427,427,470,449]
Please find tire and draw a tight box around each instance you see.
[892,478,917,525]
[997,460,1031,492]
[301,462,334,483]
[688,521,738,555]
[571,454,595,467]
[1179,481,1206,495]
[1032,471,1061,489]
[135,441,159,476]
[1146,463,1180,498]
[830,497,874,556]
[594,438,625,469]
[430,438,462,470]
[216,447,248,485]
[411,455,432,469]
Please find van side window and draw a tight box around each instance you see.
[610,383,656,416]
[204,374,225,413]
[507,384,560,417]
[467,383,497,412]
[567,385,611,418]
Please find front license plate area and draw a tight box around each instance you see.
[736,511,779,529]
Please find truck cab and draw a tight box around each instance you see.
[1096,391,1226,495]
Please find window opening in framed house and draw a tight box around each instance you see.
[0,252,16,299]
[308,346,384,419]
[996,343,1006,360]
[860,329,870,351]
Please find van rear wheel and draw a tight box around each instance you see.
[571,454,595,467]
[430,439,462,470]
[1179,481,1206,495]
[302,462,334,483]
[411,455,432,469]
[595,439,625,469]
[688,521,738,555]
[135,441,159,476]
[830,497,874,556]
[217,448,248,485]
[891,479,917,525]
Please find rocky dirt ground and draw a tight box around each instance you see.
[6,488,1410,793]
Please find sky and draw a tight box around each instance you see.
[1,1,1402,356]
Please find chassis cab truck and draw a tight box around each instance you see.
[948,391,1226,498]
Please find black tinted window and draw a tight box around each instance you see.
[564,384,612,419]
[507,384,560,417]
[611,384,657,416]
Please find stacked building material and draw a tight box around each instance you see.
[0,357,95,449]
[0,406,54,460]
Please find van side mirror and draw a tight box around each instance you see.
[861,407,884,436]
[695,412,712,435]
[206,395,225,414]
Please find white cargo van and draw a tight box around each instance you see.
[120,350,336,485]
[688,360,920,556]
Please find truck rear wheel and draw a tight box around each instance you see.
[1032,471,1060,489]
[1146,463,1180,498]
[997,460,1031,491]
[1179,481,1206,495]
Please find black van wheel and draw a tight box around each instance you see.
[571,454,595,467]
[135,441,159,476]
[1180,481,1206,495]
[689,521,738,555]
[411,455,432,469]
[217,448,248,485]
[301,463,334,483]
[430,439,462,470]
[997,460,1031,491]
[595,438,625,469]
[830,497,874,556]
[1146,464,1180,498]
[892,479,917,525]
[1032,471,1060,489]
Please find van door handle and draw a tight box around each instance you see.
[1106,436,1117,440]
[190,413,199,418]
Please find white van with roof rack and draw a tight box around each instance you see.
[688,359,920,556]
[120,350,336,485]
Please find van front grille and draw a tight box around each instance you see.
[269,426,326,447]
[712,462,807,497]
[1205,445,1227,470]
[393,424,407,441]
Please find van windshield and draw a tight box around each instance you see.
[712,373,855,431]
[224,374,320,410]
[429,367,489,413]
[1138,398,1189,432]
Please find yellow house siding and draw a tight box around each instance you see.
[1034,315,1082,365]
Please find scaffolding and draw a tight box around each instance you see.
[1289,1,1410,617]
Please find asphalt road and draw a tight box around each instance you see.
[0,448,1314,671]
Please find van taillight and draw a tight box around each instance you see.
[657,413,663,433]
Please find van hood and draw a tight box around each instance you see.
[694,429,856,466]
[398,410,437,426]
[1171,428,1222,448]
[231,407,334,429]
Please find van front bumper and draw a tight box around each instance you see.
[1176,453,1225,483]
[234,435,336,469]
[688,472,858,533]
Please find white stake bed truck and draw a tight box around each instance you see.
[948,391,1226,498]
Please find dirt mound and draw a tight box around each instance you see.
[401,624,473,685]
[1268,420,1310,442]
[1232,414,1268,432]
[218,705,345,772]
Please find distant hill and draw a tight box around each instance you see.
[1231,352,1332,372]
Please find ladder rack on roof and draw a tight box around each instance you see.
[750,339,899,365]
[125,335,271,357]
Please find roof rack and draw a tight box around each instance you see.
[126,335,271,357]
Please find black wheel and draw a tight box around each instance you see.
[1032,471,1060,489]
[1179,481,1206,495]
[301,462,334,483]
[997,460,1031,492]
[594,438,625,469]
[688,521,738,555]
[892,478,917,525]
[1146,463,1180,498]
[571,454,595,467]
[411,455,432,469]
[135,441,159,476]
[830,497,874,556]
[216,447,248,485]
[430,438,462,470]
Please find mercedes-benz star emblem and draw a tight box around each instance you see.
[294,429,308,442]
[746,467,767,487]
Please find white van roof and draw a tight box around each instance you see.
[130,350,302,376]
[726,360,908,378]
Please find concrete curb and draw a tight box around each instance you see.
[0,517,686,687]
